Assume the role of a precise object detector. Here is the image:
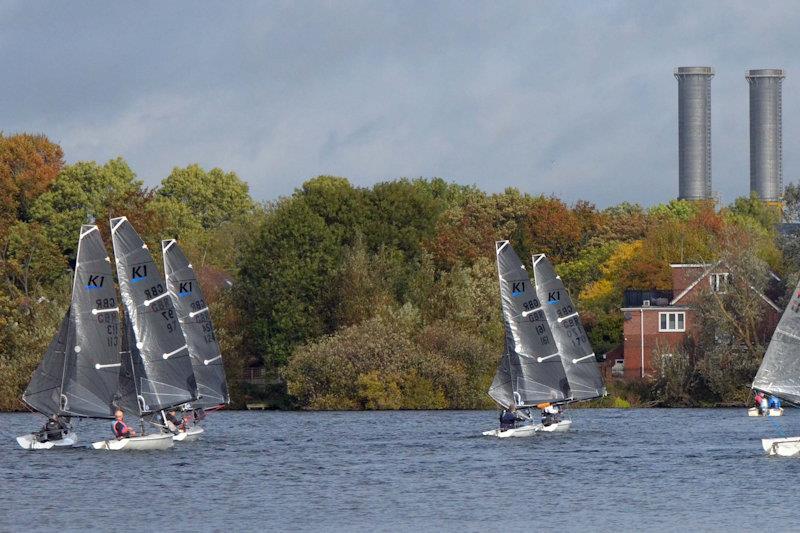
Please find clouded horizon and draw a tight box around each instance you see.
[3,1,800,208]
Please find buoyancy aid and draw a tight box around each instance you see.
[113,420,131,438]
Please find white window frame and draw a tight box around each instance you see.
[659,311,685,332]
[709,272,729,293]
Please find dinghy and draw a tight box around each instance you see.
[92,218,198,451]
[172,426,204,442]
[483,241,572,437]
[161,238,230,439]
[17,225,122,450]
[747,407,784,417]
[752,276,800,455]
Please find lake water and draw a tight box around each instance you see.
[2,408,800,532]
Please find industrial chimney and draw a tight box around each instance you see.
[746,69,785,202]
[674,67,714,200]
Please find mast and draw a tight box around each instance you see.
[532,253,606,402]
[489,241,569,408]
[752,277,800,404]
[110,217,197,415]
[162,239,229,409]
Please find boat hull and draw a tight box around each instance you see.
[762,436,800,456]
[748,407,783,417]
[16,433,77,450]
[91,433,174,451]
[482,419,572,438]
[172,426,204,442]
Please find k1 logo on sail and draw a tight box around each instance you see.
[178,281,193,298]
[509,280,526,297]
[85,274,105,290]
[131,265,147,283]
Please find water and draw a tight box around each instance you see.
[1,408,800,532]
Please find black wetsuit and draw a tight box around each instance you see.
[39,418,67,441]
[500,410,518,430]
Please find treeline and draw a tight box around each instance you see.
[1,132,797,410]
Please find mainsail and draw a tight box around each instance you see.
[110,217,197,415]
[753,279,800,404]
[532,253,605,402]
[23,225,122,419]
[489,241,569,408]
[162,239,229,408]
[60,225,122,418]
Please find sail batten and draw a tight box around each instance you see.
[753,280,800,403]
[162,239,230,409]
[110,217,197,415]
[532,253,606,403]
[488,241,569,408]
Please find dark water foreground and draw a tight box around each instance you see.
[1,409,800,532]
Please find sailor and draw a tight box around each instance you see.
[760,395,769,416]
[754,391,765,414]
[112,409,137,439]
[37,415,69,442]
[163,410,185,433]
[769,395,782,410]
[541,404,560,426]
[499,405,518,430]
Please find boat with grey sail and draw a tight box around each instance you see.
[17,225,121,450]
[752,277,800,456]
[161,238,230,441]
[92,217,198,451]
[483,241,571,437]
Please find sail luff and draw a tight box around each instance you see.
[753,278,800,403]
[110,217,197,414]
[162,239,229,408]
[489,241,569,408]
[532,253,606,402]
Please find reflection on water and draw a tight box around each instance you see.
[2,409,800,531]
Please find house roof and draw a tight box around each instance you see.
[669,260,781,312]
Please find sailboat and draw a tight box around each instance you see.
[532,253,606,404]
[91,217,198,451]
[161,238,230,442]
[752,278,800,456]
[483,241,572,438]
[17,225,122,450]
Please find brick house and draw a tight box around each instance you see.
[619,263,782,379]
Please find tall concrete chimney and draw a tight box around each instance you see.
[674,67,714,200]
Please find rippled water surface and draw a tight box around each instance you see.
[2,409,800,531]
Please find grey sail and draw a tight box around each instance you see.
[162,239,229,409]
[753,278,800,404]
[22,312,70,416]
[60,225,121,418]
[489,241,569,408]
[532,253,606,402]
[110,217,197,414]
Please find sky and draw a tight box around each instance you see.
[2,1,800,208]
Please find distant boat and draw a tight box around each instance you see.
[91,217,198,451]
[161,238,231,441]
[483,241,572,438]
[16,225,122,450]
[752,278,800,456]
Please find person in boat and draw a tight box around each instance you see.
[754,391,765,414]
[760,394,769,416]
[541,404,561,426]
[163,409,186,434]
[499,405,519,430]
[112,409,137,439]
[37,415,69,442]
[769,395,782,410]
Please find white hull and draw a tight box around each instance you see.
[748,407,783,417]
[16,433,77,450]
[762,436,800,456]
[172,426,204,442]
[482,419,572,438]
[91,433,174,451]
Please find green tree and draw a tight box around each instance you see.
[157,164,254,229]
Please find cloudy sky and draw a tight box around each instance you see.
[2,1,800,207]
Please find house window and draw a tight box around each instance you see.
[710,273,729,293]
[659,312,685,332]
